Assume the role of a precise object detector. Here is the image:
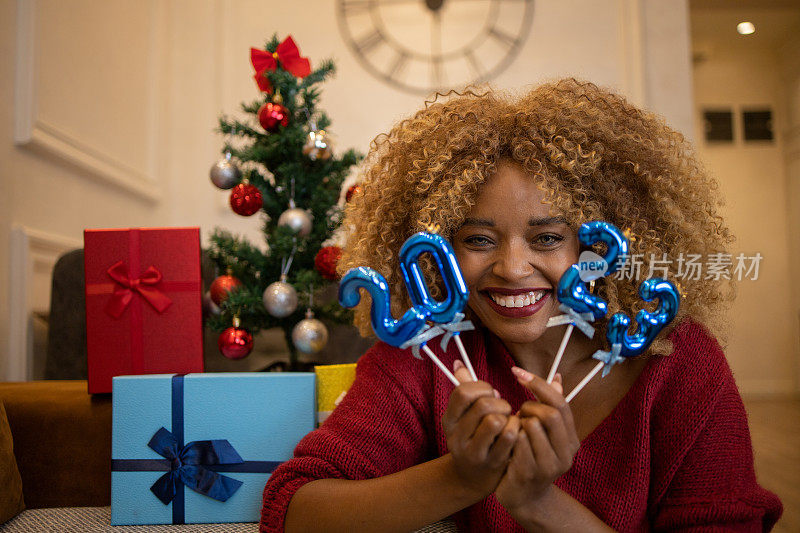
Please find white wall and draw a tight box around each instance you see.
[2,0,698,380]
[1,0,174,379]
[692,33,799,393]
[163,0,694,243]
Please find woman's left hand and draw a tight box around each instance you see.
[494,368,580,522]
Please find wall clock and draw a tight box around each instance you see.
[337,0,534,95]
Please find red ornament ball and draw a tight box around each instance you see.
[229,183,263,216]
[258,102,290,133]
[314,246,342,281]
[345,184,362,203]
[218,326,253,359]
[209,274,243,305]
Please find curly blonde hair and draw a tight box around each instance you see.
[339,79,734,352]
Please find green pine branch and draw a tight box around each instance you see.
[208,36,364,369]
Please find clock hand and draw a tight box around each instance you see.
[431,10,443,87]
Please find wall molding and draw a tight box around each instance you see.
[13,0,163,203]
[617,0,645,108]
[5,226,82,381]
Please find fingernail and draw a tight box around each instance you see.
[453,360,464,372]
[511,366,534,383]
[493,389,500,398]
[554,373,563,383]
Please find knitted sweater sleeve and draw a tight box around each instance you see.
[649,326,783,532]
[259,344,431,532]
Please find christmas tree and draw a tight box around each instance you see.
[206,35,362,370]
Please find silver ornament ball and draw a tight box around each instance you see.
[292,312,329,354]
[209,154,241,189]
[277,207,313,237]
[262,278,298,318]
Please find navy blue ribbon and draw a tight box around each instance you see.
[146,426,245,505]
[111,374,281,524]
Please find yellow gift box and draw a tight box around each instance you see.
[314,363,357,425]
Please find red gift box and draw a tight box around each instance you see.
[84,228,204,394]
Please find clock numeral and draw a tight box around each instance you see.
[356,30,384,55]
[488,27,517,49]
[388,51,410,80]
[340,0,375,15]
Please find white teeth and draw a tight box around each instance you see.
[489,290,546,308]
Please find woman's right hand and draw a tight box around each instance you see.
[441,360,520,498]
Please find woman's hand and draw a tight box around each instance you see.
[494,369,580,522]
[441,360,521,499]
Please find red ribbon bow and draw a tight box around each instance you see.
[105,260,173,318]
[250,35,311,93]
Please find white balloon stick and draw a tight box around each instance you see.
[546,324,574,384]
[565,361,604,403]
[453,335,478,382]
[422,344,460,387]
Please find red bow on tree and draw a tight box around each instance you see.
[250,35,311,93]
[105,261,173,318]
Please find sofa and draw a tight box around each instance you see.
[0,250,456,531]
[0,380,458,532]
[0,380,269,532]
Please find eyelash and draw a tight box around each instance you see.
[536,234,564,246]
[461,233,565,248]
[463,235,493,247]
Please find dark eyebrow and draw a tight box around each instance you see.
[529,216,568,227]
[461,217,495,227]
[459,216,568,230]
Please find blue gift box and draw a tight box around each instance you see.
[111,373,315,525]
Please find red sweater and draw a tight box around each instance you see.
[260,322,782,532]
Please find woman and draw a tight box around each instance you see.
[260,79,782,532]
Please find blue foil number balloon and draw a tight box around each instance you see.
[606,278,680,357]
[556,221,629,321]
[339,232,469,347]
[399,232,469,324]
[339,266,431,347]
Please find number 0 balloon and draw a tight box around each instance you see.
[399,232,469,324]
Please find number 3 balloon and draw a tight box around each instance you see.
[606,278,680,357]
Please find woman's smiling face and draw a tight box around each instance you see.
[453,160,580,348]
